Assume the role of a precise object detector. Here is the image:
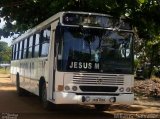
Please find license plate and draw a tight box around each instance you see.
[93,98,106,102]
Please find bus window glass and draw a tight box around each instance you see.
[62,13,119,28]
[35,34,40,45]
[46,28,51,40]
[41,43,49,57]
[20,41,22,51]
[14,44,17,60]
[19,50,22,59]
[58,27,133,74]
[42,28,51,42]
[16,42,20,60]
[23,39,28,58]
[21,40,24,59]
[19,41,23,59]
[40,28,50,57]
[12,46,14,60]
[12,45,15,60]
[16,43,20,52]
[14,44,16,52]
[24,39,27,49]
[23,49,27,59]
[34,33,40,57]
[29,36,33,47]
[43,30,47,41]
[28,36,33,58]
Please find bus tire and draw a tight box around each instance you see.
[16,73,25,96]
[94,104,110,111]
[41,82,52,110]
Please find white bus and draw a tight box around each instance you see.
[11,11,134,111]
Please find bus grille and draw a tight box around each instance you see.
[79,86,118,92]
[72,73,124,85]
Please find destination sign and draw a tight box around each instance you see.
[62,13,132,30]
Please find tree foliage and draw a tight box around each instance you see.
[0,41,11,62]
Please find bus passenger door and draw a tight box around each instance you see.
[48,20,59,101]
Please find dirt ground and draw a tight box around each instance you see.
[0,73,160,119]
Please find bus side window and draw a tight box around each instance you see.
[34,33,40,58]
[39,30,43,57]
[26,38,30,58]
[43,28,50,42]
[12,45,14,60]
[23,39,28,59]
[21,40,24,59]
[28,36,33,58]
[14,44,17,60]
[32,34,36,58]
[40,27,51,57]
[19,41,22,59]
[16,42,20,60]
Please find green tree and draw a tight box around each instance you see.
[0,41,11,62]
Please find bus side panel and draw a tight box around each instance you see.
[29,59,38,96]
[23,58,46,96]
[10,61,17,85]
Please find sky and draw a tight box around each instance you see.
[0,18,12,46]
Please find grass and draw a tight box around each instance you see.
[0,67,10,74]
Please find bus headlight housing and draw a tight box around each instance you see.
[126,87,131,92]
[58,85,64,91]
[72,86,78,91]
[65,86,70,91]
[119,87,124,92]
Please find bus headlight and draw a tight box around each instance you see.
[126,87,131,92]
[119,87,124,92]
[58,85,64,91]
[72,86,78,91]
[65,86,70,91]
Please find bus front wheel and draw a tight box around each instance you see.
[94,104,110,111]
[41,83,52,109]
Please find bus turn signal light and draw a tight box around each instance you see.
[58,85,64,91]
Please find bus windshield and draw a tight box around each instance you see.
[58,27,133,74]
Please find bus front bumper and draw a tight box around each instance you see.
[52,92,134,105]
